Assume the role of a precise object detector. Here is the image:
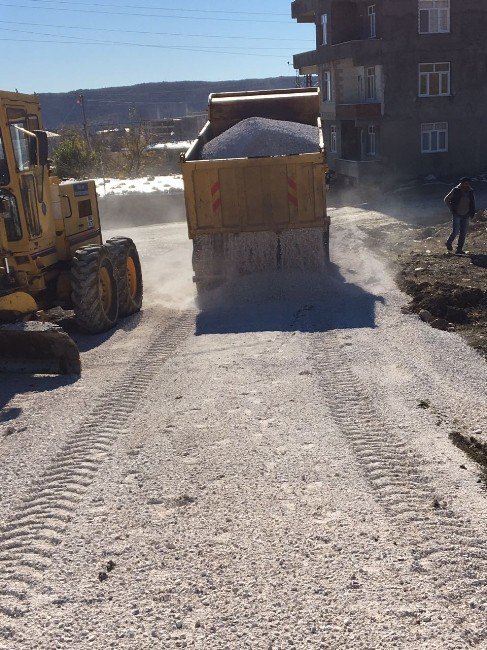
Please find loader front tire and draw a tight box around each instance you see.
[71,245,119,334]
[106,237,143,317]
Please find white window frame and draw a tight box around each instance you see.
[357,74,365,101]
[366,125,376,156]
[322,70,332,102]
[320,13,328,46]
[419,0,450,34]
[330,125,337,154]
[368,5,376,38]
[421,122,448,153]
[365,66,376,101]
[418,62,451,96]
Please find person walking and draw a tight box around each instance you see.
[444,177,476,255]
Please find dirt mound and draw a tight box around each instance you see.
[396,221,487,358]
[359,206,487,359]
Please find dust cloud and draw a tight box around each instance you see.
[99,193,187,230]
[141,242,195,310]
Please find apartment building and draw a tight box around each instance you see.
[292,0,487,185]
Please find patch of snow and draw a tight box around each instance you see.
[93,175,184,197]
[146,141,193,151]
[96,128,130,134]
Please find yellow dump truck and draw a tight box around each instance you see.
[181,87,329,292]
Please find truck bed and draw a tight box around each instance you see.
[181,88,328,240]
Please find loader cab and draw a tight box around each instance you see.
[0,91,57,293]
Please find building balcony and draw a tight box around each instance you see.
[336,102,382,120]
[294,38,383,72]
[291,0,318,23]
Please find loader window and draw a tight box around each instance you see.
[7,109,39,172]
[9,120,31,172]
[0,137,9,186]
[0,192,23,242]
[20,175,42,238]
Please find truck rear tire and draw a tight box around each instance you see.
[71,245,119,334]
[106,237,143,316]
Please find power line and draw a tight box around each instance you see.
[0,36,289,58]
[0,19,314,43]
[0,2,290,23]
[28,0,289,17]
[0,26,296,50]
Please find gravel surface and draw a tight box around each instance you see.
[201,117,319,160]
[0,211,486,649]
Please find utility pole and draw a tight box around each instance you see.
[78,94,90,148]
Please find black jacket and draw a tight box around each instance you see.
[444,185,476,217]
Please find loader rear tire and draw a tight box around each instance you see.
[71,245,119,334]
[106,237,143,317]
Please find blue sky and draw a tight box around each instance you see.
[0,0,314,93]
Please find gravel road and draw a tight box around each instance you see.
[0,207,486,649]
[201,118,319,160]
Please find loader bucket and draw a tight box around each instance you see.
[0,322,81,375]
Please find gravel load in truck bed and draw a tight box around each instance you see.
[201,117,320,160]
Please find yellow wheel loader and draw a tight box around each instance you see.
[0,91,143,375]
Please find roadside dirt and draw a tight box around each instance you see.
[351,194,487,470]
[362,211,487,360]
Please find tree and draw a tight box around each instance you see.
[122,124,151,176]
[52,134,98,179]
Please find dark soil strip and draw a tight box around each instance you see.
[449,431,487,487]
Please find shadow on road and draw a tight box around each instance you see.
[195,263,384,335]
[65,311,144,353]
[0,374,77,424]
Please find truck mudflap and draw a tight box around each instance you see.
[192,226,330,292]
[0,322,81,375]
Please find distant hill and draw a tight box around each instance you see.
[39,76,298,131]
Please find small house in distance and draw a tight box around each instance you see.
[292,0,487,185]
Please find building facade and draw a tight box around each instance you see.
[292,0,487,185]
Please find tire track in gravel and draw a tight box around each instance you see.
[311,335,487,618]
[0,311,195,629]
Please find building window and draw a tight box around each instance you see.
[366,125,376,156]
[321,14,328,45]
[419,0,450,34]
[368,5,376,38]
[421,122,448,153]
[419,62,451,96]
[365,67,376,100]
[322,70,332,101]
[358,75,364,101]
[330,125,337,153]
